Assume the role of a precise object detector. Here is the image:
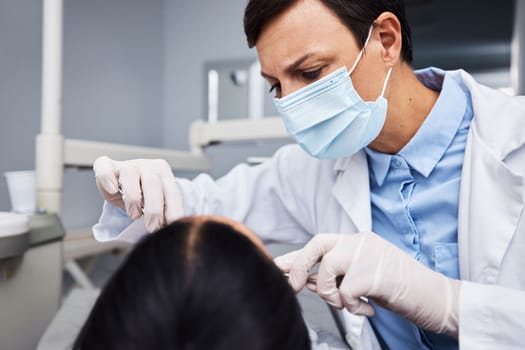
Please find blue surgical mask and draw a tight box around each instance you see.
[273,27,393,159]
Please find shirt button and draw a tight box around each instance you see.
[392,157,403,168]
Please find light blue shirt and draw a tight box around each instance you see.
[364,68,473,350]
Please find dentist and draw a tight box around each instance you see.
[93,0,525,349]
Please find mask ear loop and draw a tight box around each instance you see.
[380,67,393,98]
[348,25,374,75]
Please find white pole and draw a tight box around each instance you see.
[36,0,65,214]
[511,0,525,95]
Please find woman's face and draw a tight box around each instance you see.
[182,215,270,257]
[255,0,387,102]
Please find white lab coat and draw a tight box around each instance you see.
[95,69,525,349]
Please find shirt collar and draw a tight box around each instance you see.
[366,69,468,185]
[364,147,391,186]
[401,70,467,177]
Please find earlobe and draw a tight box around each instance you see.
[375,12,402,64]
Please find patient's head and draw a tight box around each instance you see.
[74,216,310,350]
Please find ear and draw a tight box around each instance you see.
[374,12,402,67]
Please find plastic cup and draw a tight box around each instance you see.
[4,170,36,214]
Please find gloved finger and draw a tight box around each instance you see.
[316,255,345,308]
[343,296,375,317]
[273,250,302,272]
[93,156,120,197]
[339,232,385,302]
[307,274,345,294]
[306,273,319,292]
[140,169,165,233]
[316,235,359,308]
[119,164,144,220]
[288,234,340,292]
[338,275,375,317]
[162,176,184,224]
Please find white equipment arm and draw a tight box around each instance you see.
[36,0,290,215]
[63,139,210,170]
[189,117,289,152]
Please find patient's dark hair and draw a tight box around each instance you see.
[74,218,310,350]
[244,0,413,63]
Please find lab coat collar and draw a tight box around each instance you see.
[333,156,352,172]
[455,69,525,281]
[458,131,524,282]
[332,150,372,232]
[332,150,372,350]
[448,68,525,160]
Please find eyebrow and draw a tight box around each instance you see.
[260,52,316,80]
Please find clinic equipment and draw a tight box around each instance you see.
[512,0,525,95]
[36,0,287,215]
[206,59,270,122]
[33,0,349,348]
[0,213,64,350]
[4,171,37,214]
[35,0,290,291]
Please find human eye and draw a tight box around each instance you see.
[268,83,282,98]
[301,68,322,81]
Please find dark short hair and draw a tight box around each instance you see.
[74,219,311,350]
[244,0,413,63]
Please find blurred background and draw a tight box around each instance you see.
[0,0,520,230]
[0,0,522,348]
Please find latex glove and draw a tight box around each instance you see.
[275,232,460,337]
[93,156,184,232]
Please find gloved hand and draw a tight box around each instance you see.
[93,156,184,232]
[275,232,460,338]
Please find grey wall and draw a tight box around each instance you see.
[61,0,164,229]
[0,0,274,230]
[62,0,163,146]
[0,0,520,229]
[161,0,292,180]
[162,0,254,151]
[0,0,164,229]
[0,0,42,213]
[0,0,518,341]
